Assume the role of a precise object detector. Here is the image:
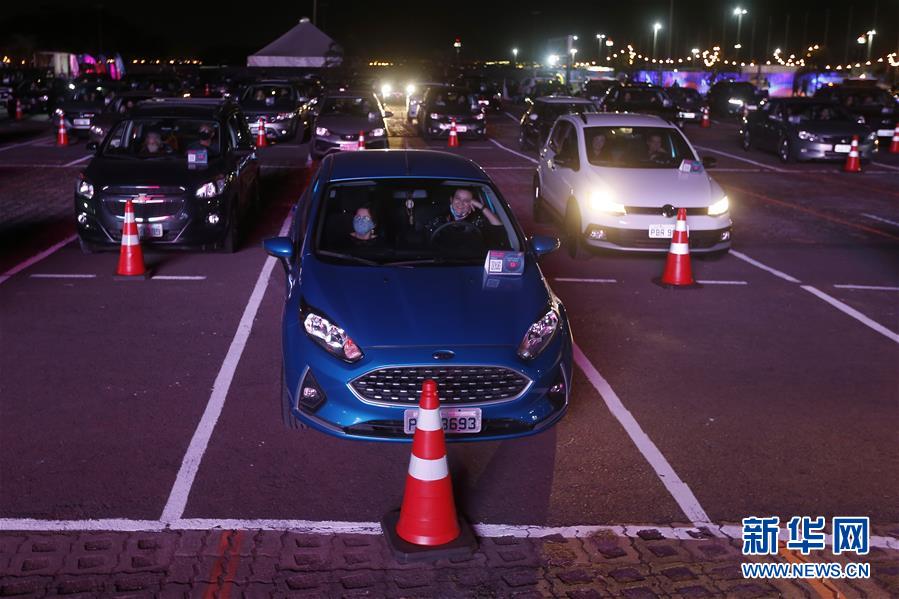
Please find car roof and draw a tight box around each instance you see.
[325,150,491,183]
[535,95,594,104]
[323,89,376,99]
[131,98,232,118]
[563,112,674,128]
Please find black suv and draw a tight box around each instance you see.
[239,80,308,143]
[518,96,596,150]
[814,83,898,146]
[418,86,486,140]
[76,98,260,253]
[600,84,680,124]
[707,80,766,117]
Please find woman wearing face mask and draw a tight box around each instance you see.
[349,205,378,245]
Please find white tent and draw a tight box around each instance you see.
[247,18,342,68]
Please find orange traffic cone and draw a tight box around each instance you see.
[358,130,365,149]
[56,113,68,146]
[843,135,861,173]
[381,380,477,562]
[448,118,459,147]
[15,99,23,121]
[203,83,211,97]
[657,208,696,287]
[700,106,711,128]
[116,199,148,279]
[889,124,899,154]
[255,117,267,147]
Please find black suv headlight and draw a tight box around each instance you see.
[517,307,560,360]
[76,177,94,199]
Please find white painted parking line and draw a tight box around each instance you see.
[572,344,716,530]
[0,234,77,286]
[862,213,899,228]
[160,212,292,523]
[0,517,897,549]
[152,275,207,281]
[503,111,520,122]
[63,154,93,167]
[489,138,538,164]
[692,144,787,173]
[729,250,801,283]
[872,161,899,172]
[0,137,47,153]
[695,279,748,285]
[0,163,82,169]
[554,277,618,284]
[29,273,96,279]
[833,284,899,292]
[802,285,899,344]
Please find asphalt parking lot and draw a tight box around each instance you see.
[1,103,897,596]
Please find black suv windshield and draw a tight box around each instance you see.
[584,126,695,168]
[314,179,522,266]
[101,118,222,159]
[781,103,853,122]
[243,85,296,104]
[320,96,375,117]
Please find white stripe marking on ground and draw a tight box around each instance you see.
[29,273,96,279]
[152,275,207,281]
[0,137,47,153]
[833,284,899,292]
[63,154,93,167]
[862,213,899,228]
[503,111,520,122]
[0,234,77,286]
[488,138,538,164]
[872,161,899,172]
[1,518,895,549]
[572,343,716,530]
[160,212,292,523]
[729,250,801,283]
[801,285,899,344]
[695,279,748,285]
[554,277,618,284]
[692,144,787,172]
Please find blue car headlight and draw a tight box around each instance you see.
[517,308,560,360]
[303,311,363,362]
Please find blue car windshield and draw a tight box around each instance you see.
[314,179,522,265]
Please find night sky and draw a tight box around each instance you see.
[0,0,894,64]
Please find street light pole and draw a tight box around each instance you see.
[512,47,518,66]
[652,23,662,60]
[734,7,747,60]
[866,30,876,61]
[596,34,605,62]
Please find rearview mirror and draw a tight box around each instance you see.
[530,235,560,257]
[263,236,293,260]
[701,156,717,169]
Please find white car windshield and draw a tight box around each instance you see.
[584,126,695,169]
[314,179,522,266]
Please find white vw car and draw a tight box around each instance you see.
[534,113,732,257]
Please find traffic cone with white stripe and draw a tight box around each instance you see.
[15,98,23,121]
[889,124,899,154]
[116,199,148,278]
[843,135,861,173]
[448,118,459,147]
[56,113,68,146]
[255,117,267,147]
[358,130,365,149]
[381,379,477,562]
[657,208,696,287]
[700,106,711,128]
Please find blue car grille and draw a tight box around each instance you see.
[350,366,530,405]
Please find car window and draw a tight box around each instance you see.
[583,126,696,168]
[558,126,580,169]
[243,85,295,104]
[320,96,375,117]
[549,120,570,152]
[228,114,251,147]
[101,118,222,158]
[313,179,522,265]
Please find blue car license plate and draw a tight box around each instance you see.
[403,407,482,435]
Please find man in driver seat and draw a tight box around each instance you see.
[426,188,503,239]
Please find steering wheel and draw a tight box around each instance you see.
[429,219,483,247]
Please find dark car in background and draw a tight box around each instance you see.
[741,98,875,163]
[707,80,766,117]
[405,82,442,124]
[309,90,390,160]
[76,98,259,253]
[814,83,898,145]
[54,84,113,139]
[460,75,503,112]
[239,80,306,142]
[665,86,705,125]
[580,79,617,108]
[600,84,680,124]
[418,86,485,140]
[9,77,68,115]
[89,91,171,144]
[518,96,596,150]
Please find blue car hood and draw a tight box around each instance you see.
[300,258,550,348]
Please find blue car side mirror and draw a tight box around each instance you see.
[263,236,294,260]
[530,235,560,257]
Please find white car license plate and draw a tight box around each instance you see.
[681,112,696,119]
[834,144,851,153]
[455,125,468,132]
[877,129,894,137]
[339,141,360,151]
[403,407,481,435]
[648,224,675,238]
[137,223,163,238]
[74,118,90,126]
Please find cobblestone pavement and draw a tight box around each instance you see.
[1,529,896,598]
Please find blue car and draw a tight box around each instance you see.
[264,149,572,442]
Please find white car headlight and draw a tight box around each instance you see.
[195,178,226,199]
[90,125,104,136]
[315,126,330,136]
[517,308,560,360]
[797,130,821,142]
[381,83,393,96]
[76,178,94,199]
[303,312,363,362]
[272,112,294,121]
[728,97,745,106]
[589,189,626,215]
[405,83,416,94]
[708,195,729,216]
